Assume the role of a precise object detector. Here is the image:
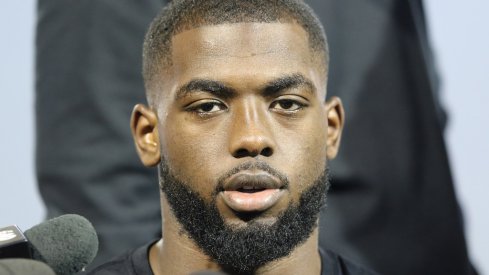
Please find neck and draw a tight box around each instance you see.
[253,229,321,275]
[149,199,322,275]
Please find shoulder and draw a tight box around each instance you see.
[320,248,380,275]
[88,241,155,275]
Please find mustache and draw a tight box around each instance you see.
[216,161,290,193]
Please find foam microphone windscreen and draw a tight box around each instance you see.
[24,214,99,275]
[0,258,55,275]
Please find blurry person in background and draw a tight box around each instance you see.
[35,0,476,274]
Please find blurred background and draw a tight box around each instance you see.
[0,0,487,273]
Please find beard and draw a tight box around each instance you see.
[159,160,329,274]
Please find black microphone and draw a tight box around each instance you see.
[0,258,55,275]
[0,214,98,275]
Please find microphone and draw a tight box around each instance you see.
[0,258,55,275]
[0,214,98,275]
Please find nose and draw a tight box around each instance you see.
[228,100,275,158]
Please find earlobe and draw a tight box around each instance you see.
[130,104,161,167]
[325,97,345,159]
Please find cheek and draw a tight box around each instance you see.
[159,117,226,198]
[281,115,328,194]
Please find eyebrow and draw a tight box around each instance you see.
[262,73,316,97]
[175,79,235,100]
[175,73,316,100]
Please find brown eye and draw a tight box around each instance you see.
[200,102,219,112]
[271,99,304,112]
[278,100,294,109]
[186,99,227,115]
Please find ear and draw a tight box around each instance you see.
[130,104,161,167]
[324,97,345,159]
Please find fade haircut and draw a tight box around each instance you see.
[142,0,329,104]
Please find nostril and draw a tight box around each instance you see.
[261,147,273,157]
[234,148,250,158]
[233,147,273,158]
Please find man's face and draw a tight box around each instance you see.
[158,22,337,223]
[133,21,343,272]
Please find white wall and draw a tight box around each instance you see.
[0,1,43,230]
[0,1,487,273]
[426,1,489,273]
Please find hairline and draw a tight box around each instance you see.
[143,3,329,104]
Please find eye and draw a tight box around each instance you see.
[196,102,222,113]
[270,98,306,113]
[186,100,227,115]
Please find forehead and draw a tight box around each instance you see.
[168,22,322,90]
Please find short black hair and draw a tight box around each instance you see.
[143,0,328,100]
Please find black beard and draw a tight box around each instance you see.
[159,161,329,275]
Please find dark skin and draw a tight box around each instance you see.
[131,22,344,275]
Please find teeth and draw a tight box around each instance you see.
[242,186,254,190]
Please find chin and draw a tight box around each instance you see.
[225,213,280,229]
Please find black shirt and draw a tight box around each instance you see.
[89,240,377,275]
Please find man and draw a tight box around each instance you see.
[90,0,375,274]
[37,0,475,274]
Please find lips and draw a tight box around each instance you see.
[220,172,286,212]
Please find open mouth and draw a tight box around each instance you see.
[222,189,284,212]
[220,172,286,212]
[236,187,267,193]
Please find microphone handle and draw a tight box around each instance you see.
[0,258,56,275]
